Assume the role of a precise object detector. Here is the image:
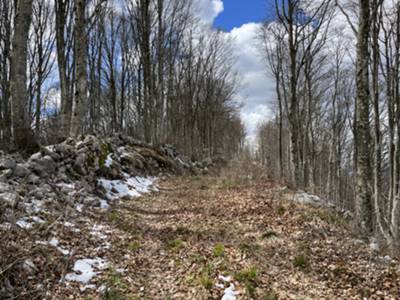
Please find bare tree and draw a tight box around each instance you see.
[10,0,35,150]
[69,0,87,137]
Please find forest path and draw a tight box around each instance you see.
[91,169,399,300]
[54,166,400,300]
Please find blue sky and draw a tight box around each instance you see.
[213,0,276,31]
[198,0,277,145]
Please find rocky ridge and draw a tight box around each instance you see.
[0,134,215,298]
[0,134,212,222]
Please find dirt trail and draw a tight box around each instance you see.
[57,171,398,300]
[34,167,399,300]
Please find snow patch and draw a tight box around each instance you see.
[104,154,113,168]
[99,175,157,200]
[294,192,322,206]
[45,145,56,152]
[99,199,109,209]
[16,216,45,229]
[36,237,70,256]
[221,284,238,300]
[25,199,44,214]
[90,224,110,240]
[63,221,75,227]
[218,275,232,282]
[64,257,108,284]
[217,275,238,300]
[75,204,83,212]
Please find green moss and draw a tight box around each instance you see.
[99,142,112,168]
[86,152,96,168]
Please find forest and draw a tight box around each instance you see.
[0,0,244,159]
[1,0,400,299]
[257,0,400,251]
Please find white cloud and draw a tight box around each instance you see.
[196,0,224,24]
[226,22,275,145]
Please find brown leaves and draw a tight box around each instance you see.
[3,172,400,299]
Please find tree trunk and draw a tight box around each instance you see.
[355,0,373,235]
[70,0,87,138]
[55,0,72,139]
[10,0,35,150]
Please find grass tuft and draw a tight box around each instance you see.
[293,253,310,270]
[213,243,225,257]
[262,230,278,239]
[168,238,184,251]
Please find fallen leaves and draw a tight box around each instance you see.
[2,169,400,299]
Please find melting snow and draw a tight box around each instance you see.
[25,199,44,214]
[99,175,157,200]
[104,154,113,167]
[45,145,56,152]
[99,199,109,209]
[16,216,45,229]
[16,219,33,229]
[36,237,70,255]
[221,284,239,300]
[75,204,83,212]
[294,192,322,205]
[217,275,238,300]
[218,275,232,282]
[64,257,108,284]
[90,224,110,240]
[63,221,75,227]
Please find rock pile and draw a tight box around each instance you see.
[0,134,212,228]
[0,134,221,298]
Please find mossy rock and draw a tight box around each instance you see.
[99,142,113,168]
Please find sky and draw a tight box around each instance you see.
[214,0,275,31]
[198,0,277,146]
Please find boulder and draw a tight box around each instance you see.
[25,174,41,185]
[28,156,56,178]
[13,164,30,178]
[120,152,145,169]
[54,144,75,157]
[0,182,10,193]
[41,147,61,162]
[73,153,87,175]
[29,152,42,161]
[0,158,16,170]
[38,156,56,174]
[0,192,19,207]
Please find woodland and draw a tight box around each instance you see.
[1,0,400,299]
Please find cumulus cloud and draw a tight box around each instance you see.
[196,0,224,24]
[226,23,275,145]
